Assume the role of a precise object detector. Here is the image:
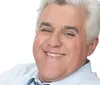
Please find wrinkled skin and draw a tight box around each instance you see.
[33,4,98,82]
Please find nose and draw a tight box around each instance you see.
[47,33,62,48]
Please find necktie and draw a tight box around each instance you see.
[26,78,50,85]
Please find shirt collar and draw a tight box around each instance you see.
[27,61,92,85]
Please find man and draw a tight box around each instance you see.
[0,0,100,85]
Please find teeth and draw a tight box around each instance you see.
[47,52,62,57]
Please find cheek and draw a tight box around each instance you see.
[63,38,85,60]
[34,36,42,46]
[65,39,87,63]
[63,39,85,66]
[33,35,46,49]
[33,34,49,58]
[33,35,45,64]
[64,39,81,52]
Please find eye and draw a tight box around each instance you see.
[65,33,75,36]
[40,29,52,32]
[40,28,53,33]
[64,32,75,37]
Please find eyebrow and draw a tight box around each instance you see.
[64,26,79,34]
[39,22,52,28]
[39,22,79,33]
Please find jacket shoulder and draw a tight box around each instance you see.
[0,63,37,84]
[89,73,100,85]
[80,72,100,85]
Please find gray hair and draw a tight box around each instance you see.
[37,0,100,43]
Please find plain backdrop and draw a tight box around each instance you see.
[0,0,100,79]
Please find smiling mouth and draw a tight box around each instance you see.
[45,52,65,58]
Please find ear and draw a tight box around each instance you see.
[87,37,99,56]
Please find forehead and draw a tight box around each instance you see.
[39,4,87,31]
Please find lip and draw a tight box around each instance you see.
[44,51,66,56]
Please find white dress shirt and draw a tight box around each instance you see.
[0,62,100,85]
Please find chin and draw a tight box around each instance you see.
[39,69,66,82]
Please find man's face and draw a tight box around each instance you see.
[33,4,89,82]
